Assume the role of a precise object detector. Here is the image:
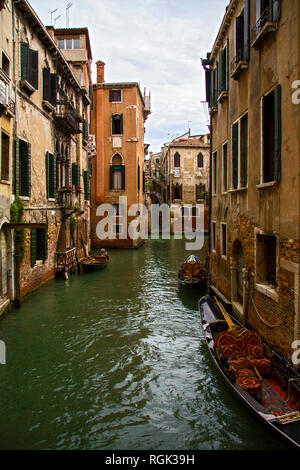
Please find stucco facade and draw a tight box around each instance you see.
[203,0,300,362]
[90,61,150,248]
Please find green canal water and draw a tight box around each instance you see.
[0,237,288,450]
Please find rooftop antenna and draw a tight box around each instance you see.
[51,9,58,25]
[66,3,72,28]
[188,121,192,136]
[54,15,61,27]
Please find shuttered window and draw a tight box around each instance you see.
[232,122,239,189]
[46,151,56,199]
[72,163,81,187]
[83,170,90,200]
[197,152,204,168]
[31,228,48,267]
[20,42,38,90]
[240,114,248,187]
[263,84,281,183]
[15,138,31,197]
[1,132,9,181]
[213,151,217,194]
[218,43,228,94]
[42,68,57,107]
[222,143,228,192]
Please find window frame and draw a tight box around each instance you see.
[1,131,10,183]
[254,228,279,301]
[222,141,228,193]
[221,222,227,259]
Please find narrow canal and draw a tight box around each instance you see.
[0,238,288,450]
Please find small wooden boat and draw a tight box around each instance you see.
[199,295,300,449]
[80,254,109,273]
[178,255,207,288]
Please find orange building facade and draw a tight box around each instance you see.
[91,61,150,248]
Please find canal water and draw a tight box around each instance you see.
[0,237,288,450]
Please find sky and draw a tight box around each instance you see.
[29,0,228,154]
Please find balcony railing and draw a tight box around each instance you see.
[251,5,278,49]
[56,247,76,272]
[54,100,81,134]
[230,47,249,79]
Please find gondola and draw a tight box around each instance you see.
[178,255,207,288]
[80,254,109,273]
[199,295,300,449]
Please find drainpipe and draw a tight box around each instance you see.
[12,0,22,306]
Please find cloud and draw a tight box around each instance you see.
[30,0,228,153]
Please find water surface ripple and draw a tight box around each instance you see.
[0,238,287,450]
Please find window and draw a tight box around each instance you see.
[232,113,248,189]
[31,228,48,266]
[221,223,227,257]
[83,170,90,201]
[20,42,38,91]
[58,38,80,50]
[174,183,182,200]
[256,233,277,287]
[112,114,123,135]
[174,152,181,168]
[155,158,160,164]
[109,89,122,102]
[222,142,228,192]
[262,85,281,183]
[1,51,10,76]
[46,151,56,199]
[210,65,218,108]
[1,132,9,181]
[110,154,125,190]
[197,152,204,168]
[212,222,216,251]
[15,138,31,197]
[42,68,57,107]
[137,163,140,191]
[218,41,229,95]
[212,151,217,194]
[252,0,280,46]
[71,163,81,187]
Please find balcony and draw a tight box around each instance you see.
[54,100,81,134]
[0,71,10,117]
[56,247,76,273]
[230,48,248,80]
[251,6,278,49]
[143,89,151,121]
[57,187,84,215]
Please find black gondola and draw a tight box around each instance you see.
[199,295,300,449]
[178,255,207,288]
[80,255,109,273]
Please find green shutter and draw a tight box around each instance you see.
[273,84,281,182]
[53,155,57,196]
[42,228,48,261]
[20,42,29,82]
[27,142,31,197]
[31,229,37,267]
[21,141,31,197]
[243,115,248,185]
[83,170,90,200]
[76,165,81,187]
[46,151,50,198]
[15,138,20,196]
[232,122,239,189]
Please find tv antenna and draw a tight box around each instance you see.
[51,9,58,25]
[54,15,61,27]
[66,3,72,27]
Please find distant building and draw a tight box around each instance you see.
[0,0,14,313]
[202,0,300,362]
[90,61,151,248]
[11,0,91,300]
[160,132,210,232]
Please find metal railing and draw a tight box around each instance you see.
[54,100,81,134]
[251,6,274,43]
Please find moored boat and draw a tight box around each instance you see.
[80,254,109,273]
[199,294,300,449]
[178,255,207,288]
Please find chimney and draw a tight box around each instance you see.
[96,60,105,84]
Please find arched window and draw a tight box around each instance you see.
[174,183,182,200]
[174,152,181,168]
[110,154,125,190]
[112,114,123,135]
[197,152,204,168]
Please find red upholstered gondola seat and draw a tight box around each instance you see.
[232,358,262,396]
[214,328,272,376]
